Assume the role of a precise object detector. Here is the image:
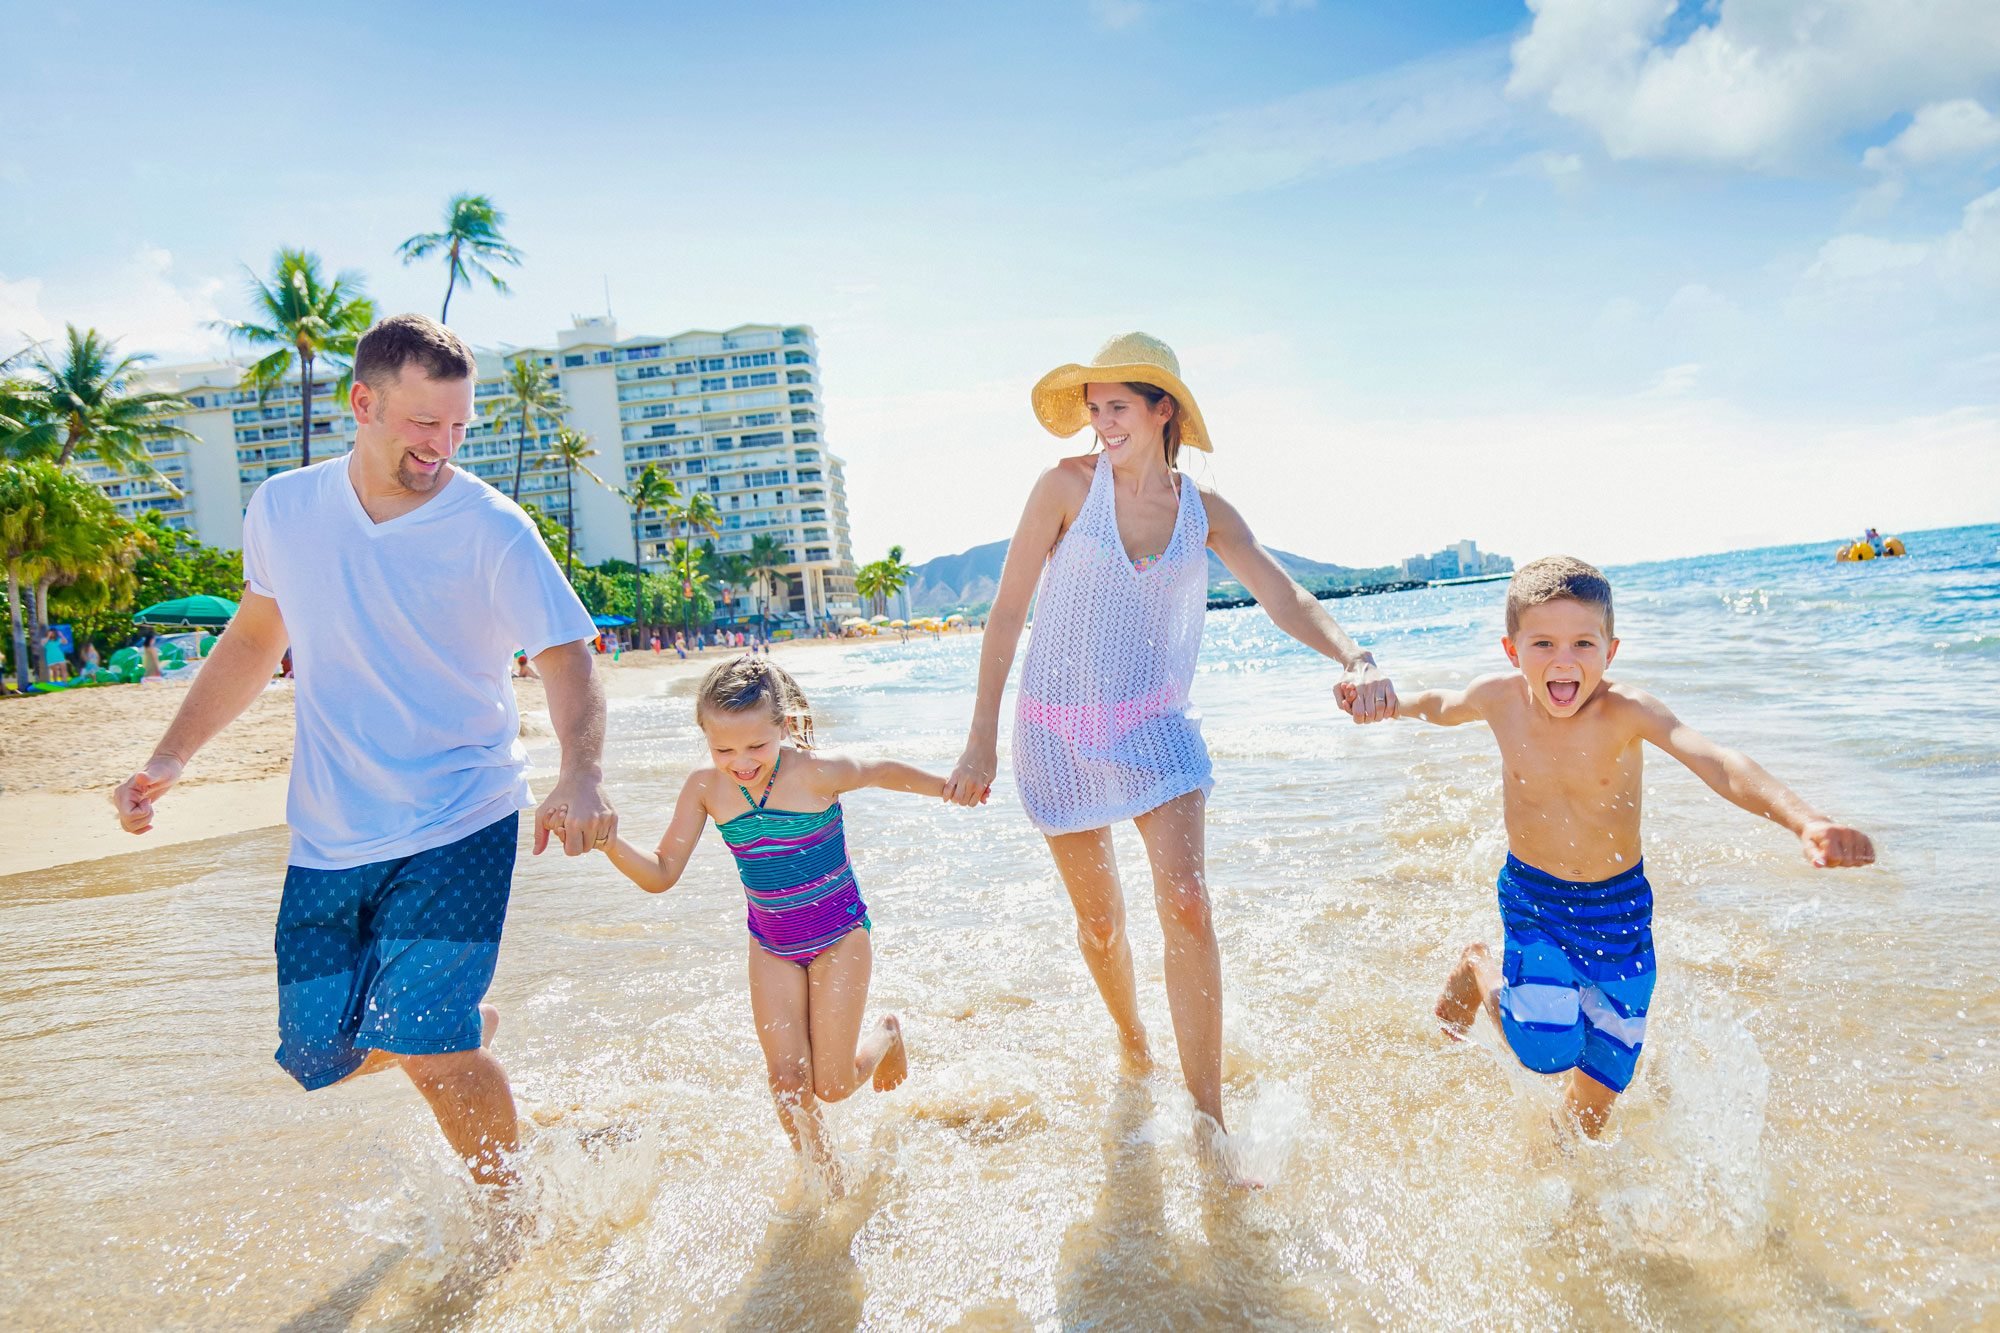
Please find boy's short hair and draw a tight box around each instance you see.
[353,313,476,388]
[1506,555,1614,637]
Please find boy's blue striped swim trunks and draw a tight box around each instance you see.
[273,813,518,1090]
[1495,853,1656,1094]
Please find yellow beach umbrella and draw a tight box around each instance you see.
[945,614,966,623]
[889,619,907,628]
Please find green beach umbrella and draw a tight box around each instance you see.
[135,594,239,628]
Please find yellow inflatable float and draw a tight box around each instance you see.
[1837,536,1906,561]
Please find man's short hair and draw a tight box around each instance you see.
[354,314,476,389]
[1506,555,1614,637]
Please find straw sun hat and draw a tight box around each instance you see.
[1030,332,1212,453]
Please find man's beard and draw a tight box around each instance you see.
[397,458,443,492]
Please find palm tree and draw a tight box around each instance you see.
[886,543,914,622]
[712,551,752,625]
[213,249,374,471]
[488,356,566,503]
[0,327,196,479]
[621,463,680,634]
[853,560,885,619]
[398,193,524,323]
[540,427,606,580]
[747,533,788,641]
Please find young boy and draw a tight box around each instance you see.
[1354,556,1874,1136]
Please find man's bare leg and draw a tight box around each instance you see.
[399,1045,520,1189]
[1435,942,1503,1039]
[342,1003,500,1082]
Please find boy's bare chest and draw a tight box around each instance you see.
[1490,713,1644,812]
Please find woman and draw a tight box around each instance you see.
[943,333,1396,1178]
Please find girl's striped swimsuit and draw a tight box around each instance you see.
[718,796,870,964]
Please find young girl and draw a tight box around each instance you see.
[941,332,1398,1182]
[592,655,970,1176]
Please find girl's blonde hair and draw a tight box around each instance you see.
[695,655,816,749]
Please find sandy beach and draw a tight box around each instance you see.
[0,633,897,879]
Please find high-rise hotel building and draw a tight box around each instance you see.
[91,319,859,626]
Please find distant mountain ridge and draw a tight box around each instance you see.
[901,538,1378,614]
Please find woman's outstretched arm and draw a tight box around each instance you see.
[943,463,1080,804]
[1204,487,1398,723]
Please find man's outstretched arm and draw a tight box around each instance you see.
[112,590,290,833]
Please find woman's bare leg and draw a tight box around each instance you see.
[1132,791,1224,1129]
[1046,825,1151,1071]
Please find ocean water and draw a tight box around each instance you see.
[1,523,1994,1329]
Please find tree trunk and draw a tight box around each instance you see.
[31,576,51,681]
[57,417,81,467]
[511,418,527,501]
[298,347,316,470]
[632,531,644,638]
[441,239,460,322]
[563,465,576,581]
[6,568,29,692]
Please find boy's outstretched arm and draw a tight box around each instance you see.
[1632,692,1875,867]
[1369,673,1502,726]
[600,771,710,892]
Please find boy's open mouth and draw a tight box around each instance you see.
[1547,680,1580,707]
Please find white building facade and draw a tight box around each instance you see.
[95,319,859,628]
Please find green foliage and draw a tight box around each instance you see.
[1,460,146,686]
[212,248,374,469]
[489,355,566,502]
[398,192,523,321]
[62,513,244,655]
[0,326,197,479]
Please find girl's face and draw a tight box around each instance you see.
[702,707,788,788]
[1085,382,1172,464]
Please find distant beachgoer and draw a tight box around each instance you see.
[585,656,976,1186]
[512,649,539,679]
[1390,557,1873,1138]
[113,313,612,1194]
[42,628,69,683]
[81,641,101,679]
[140,631,163,681]
[943,332,1396,1184]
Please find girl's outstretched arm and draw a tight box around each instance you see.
[1204,487,1396,722]
[945,464,1079,805]
[601,771,712,892]
[822,755,976,801]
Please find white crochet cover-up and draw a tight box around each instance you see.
[1013,456,1214,835]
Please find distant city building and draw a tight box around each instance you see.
[1400,540,1513,581]
[90,319,858,627]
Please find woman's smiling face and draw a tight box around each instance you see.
[1085,382,1173,462]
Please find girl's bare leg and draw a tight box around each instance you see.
[1045,825,1151,1071]
[747,942,832,1169]
[804,928,905,1101]
[1132,791,1224,1129]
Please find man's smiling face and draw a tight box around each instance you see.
[351,367,475,495]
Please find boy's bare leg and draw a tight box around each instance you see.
[1561,1070,1619,1138]
[1436,942,1503,1038]
[1046,826,1152,1073]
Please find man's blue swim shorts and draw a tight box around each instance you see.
[273,813,518,1090]
[1495,853,1657,1094]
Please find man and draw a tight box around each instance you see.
[112,314,614,1188]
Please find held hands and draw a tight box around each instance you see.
[1335,662,1398,724]
[943,740,997,808]
[536,773,618,855]
[1801,819,1875,868]
[111,754,185,834]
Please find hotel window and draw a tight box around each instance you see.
[789,390,814,404]
[785,351,810,365]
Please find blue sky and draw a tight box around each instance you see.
[4,0,1998,566]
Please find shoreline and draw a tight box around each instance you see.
[0,632,920,880]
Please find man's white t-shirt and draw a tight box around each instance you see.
[242,455,596,869]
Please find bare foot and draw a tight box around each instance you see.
[1118,1029,1154,1078]
[1192,1112,1265,1192]
[1434,942,1491,1041]
[872,1016,908,1093]
[480,1003,501,1047]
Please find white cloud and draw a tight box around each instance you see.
[1133,44,1511,198]
[1862,98,2000,170]
[1798,185,2000,308]
[1508,0,2000,169]
[0,247,228,366]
